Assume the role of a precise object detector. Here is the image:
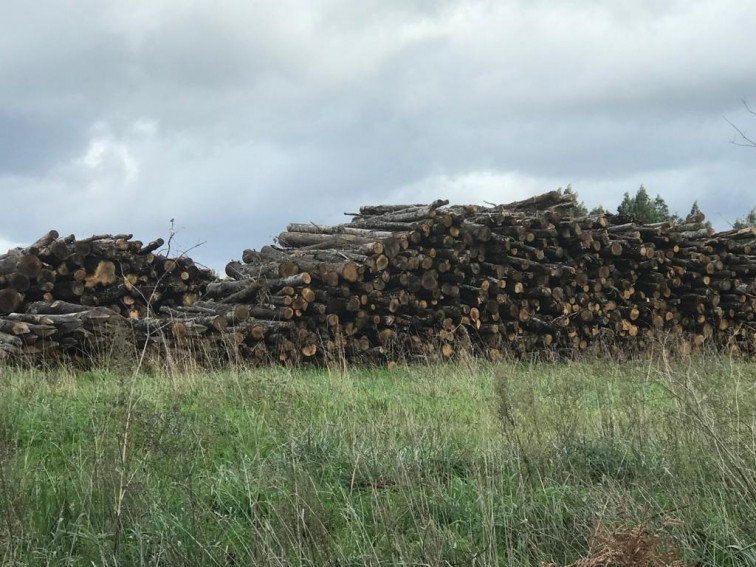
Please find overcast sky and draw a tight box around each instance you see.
[2,0,756,270]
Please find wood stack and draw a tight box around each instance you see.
[216,191,756,361]
[0,232,214,358]
[2,191,755,364]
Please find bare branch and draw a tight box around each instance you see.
[724,116,756,148]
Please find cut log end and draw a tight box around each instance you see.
[0,289,23,314]
[85,261,117,289]
[301,344,318,357]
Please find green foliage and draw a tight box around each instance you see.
[617,186,680,224]
[0,359,754,565]
[688,200,703,218]
[556,185,688,221]
[686,200,712,229]
[560,438,641,483]
[734,206,756,229]
[557,185,588,216]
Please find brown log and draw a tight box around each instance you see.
[0,289,23,314]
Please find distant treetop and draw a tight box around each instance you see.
[733,206,756,229]
[557,185,588,216]
[617,186,680,224]
[553,184,739,228]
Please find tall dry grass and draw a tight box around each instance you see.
[0,353,753,565]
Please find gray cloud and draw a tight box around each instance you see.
[1,0,755,271]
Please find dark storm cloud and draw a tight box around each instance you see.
[1,0,756,271]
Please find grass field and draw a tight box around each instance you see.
[0,355,754,566]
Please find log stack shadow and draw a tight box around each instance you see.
[2,191,756,365]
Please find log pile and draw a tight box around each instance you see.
[217,191,756,361]
[2,191,756,364]
[0,232,214,358]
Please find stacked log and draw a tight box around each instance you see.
[215,191,756,361]
[0,232,214,358]
[2,191,755,364]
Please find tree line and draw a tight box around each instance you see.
[560,185,756,229]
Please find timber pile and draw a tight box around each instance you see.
[0,232,213,358]
[2,191,756,363]
[218,191,756,361]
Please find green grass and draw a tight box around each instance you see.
[0,356,754,566]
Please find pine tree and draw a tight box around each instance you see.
[616,186,679,223]
[558,185,588,216]
[734,207,756,229]
[687,201,712,229]
[555,185,610,217]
